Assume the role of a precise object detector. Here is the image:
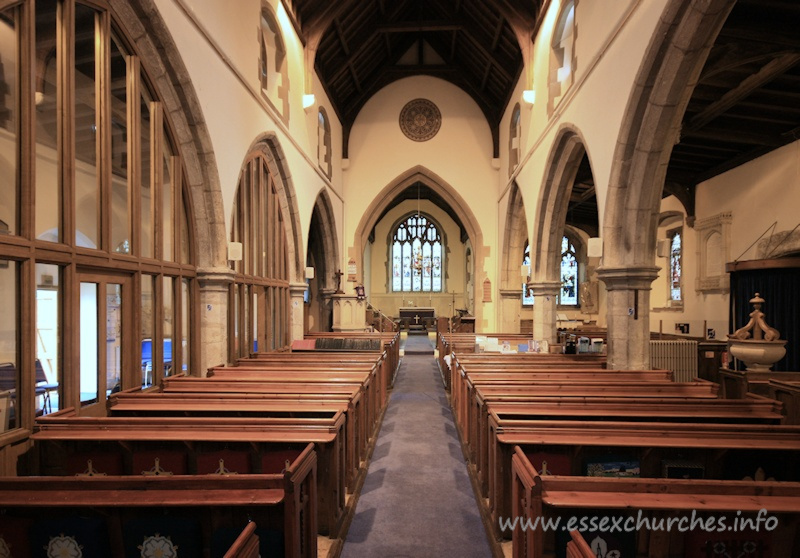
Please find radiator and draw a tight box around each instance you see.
[650,340,698,382]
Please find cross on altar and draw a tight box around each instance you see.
[334,269,344,294]
[414,314,421,324]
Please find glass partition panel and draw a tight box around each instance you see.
[35,263,60,414]
[162,276,173,376]
[79,282,99,405]
[0,7,18,237]
[0,261,18,431]
[74,4,99,249]
[141,275,154,387]
[110,34,129,254]
[105,283,122,394]
[35,1,59,242]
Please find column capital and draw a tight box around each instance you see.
[595,266,659,291]
[527,280,561,296]
[289,281,308,295]
[195,267,236,290]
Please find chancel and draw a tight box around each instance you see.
[1,0,800,557]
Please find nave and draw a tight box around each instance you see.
[341,333,492,558]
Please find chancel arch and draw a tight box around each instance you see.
[354,166,485,327]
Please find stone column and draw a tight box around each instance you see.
[596,266,659,370]
[529,281,560,346]
[196,267,235,374]
[289,281,308,342]
[319,288,336,332]
[499,289,523,333]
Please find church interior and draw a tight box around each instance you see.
[0,0,799,556]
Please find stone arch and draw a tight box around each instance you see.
[500,182,528,291]
[531,125,590,282]
[603,0,735,268]
[110,0,227,273]
[244,133,305,284]
[309,189,340,292]
[354,165,486,326]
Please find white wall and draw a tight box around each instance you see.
[345,75,499,329]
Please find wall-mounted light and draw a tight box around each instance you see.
[228,241,243,261]
[302,93,316,111]
[522,89,536,105]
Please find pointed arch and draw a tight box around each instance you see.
[603,0,735,268]
[500,182,529,291]
[353,165,485,324]
[244,133,305,283]
[309,189,339,291]
[531,125,590,282]
[111,0,227,271]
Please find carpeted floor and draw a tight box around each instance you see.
[340,342,492,558]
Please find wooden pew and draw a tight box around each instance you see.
[108,392,364,491]
[769,379,800,425]
[2,444,317,558]
[565,531,594,558]
[456,378,719,454]
[489,420,800,539]
[511,446,800,557]
[240,351,393,404]
[452,367,675,433]
[302,332,400,386]
[204,365,384,437]
[467,396,785,499]
[28,409,346,538]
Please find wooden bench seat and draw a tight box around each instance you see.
[1,444,317,557]
[465,396,785,499]
[108,392,365,490]
[302,332,400,383]
[28,409,346,538]
[488,420,800,538]
[452,368,676,432]
[207,364,383,426]
[456,379,719,453]
[769,379,800,425]
[511,446,800,557]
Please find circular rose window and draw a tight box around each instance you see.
[399,98,441,142]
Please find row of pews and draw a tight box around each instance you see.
[437,331,800,558]
[1,331,399,558]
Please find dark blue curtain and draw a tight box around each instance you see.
[729,267,800,371]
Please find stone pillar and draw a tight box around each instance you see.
[529,281,560,346]
[196,267,235,374]
[332,294,368,332]
[319,288,336,332]
[596,266,659,370]
[499,289,523,333]
[289,281,308,342]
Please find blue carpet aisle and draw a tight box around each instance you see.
[341,334,493,557]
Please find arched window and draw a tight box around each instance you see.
[509,103,521,176]
[559,235,579,306]
[669,228,683,304]
[522,241,534,306]
[549,0,576,112]
[258,2,289,120]
[317,107,332,178]
[0,0,196,429]
[229,150,290,359]
[391,214,443,293]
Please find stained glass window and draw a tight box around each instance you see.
[669,230,682,302]
[391,214,443,292]
[559,235,578,306]
[522,242,534,305]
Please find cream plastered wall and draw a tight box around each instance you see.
[366,199,468,319]
[651,139,800,339]
[153,0,344,273]
[501,0,654,242]
[345,75,499,330]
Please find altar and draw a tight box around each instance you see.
[398,307,436,332]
